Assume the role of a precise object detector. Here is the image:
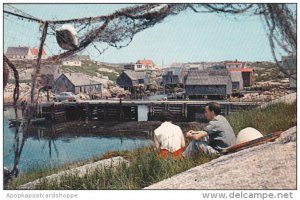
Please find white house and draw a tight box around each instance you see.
[124,63,146,71]
[62,59,82,67]
[123,59,156,71]
[136,59,155,70]
[224,61,246,69]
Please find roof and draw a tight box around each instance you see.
[229,68,254,72]
[136,59,155,66]
[185,70,230,86]
[230,71,243,82]
[6,47,30,56]
[123,70,147,80]
[170,63,184,68]
[30,48,47,56]
[163,67,183,76]
[224,61,246,67]
[62,73,101,86]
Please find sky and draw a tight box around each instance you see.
[3,3,295,65]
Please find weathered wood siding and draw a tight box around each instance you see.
[116,73,133,87]
[185,85,228,96]
[75,85,102,94]
[54,74,76,94]
[162,75,181,85]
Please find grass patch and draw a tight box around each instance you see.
[227,101,296,135]
[33,147,214,189]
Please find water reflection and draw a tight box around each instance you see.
[4,108,152,173]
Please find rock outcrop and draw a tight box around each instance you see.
[18,156,129,189]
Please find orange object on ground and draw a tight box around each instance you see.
[159,148,185,158]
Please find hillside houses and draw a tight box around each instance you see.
[5,46,47,60]
[208,61,255,87]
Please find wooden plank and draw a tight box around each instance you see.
[222,131,282,154]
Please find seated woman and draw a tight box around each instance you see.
[153,110,185,158]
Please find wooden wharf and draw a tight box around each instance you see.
[38,100,263,123]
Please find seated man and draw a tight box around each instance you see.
[183,102,236,158]
[154,110,185,158]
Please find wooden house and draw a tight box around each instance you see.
[162,67,186,87]
[229,68,254,87]
[230,71,244,92]
[116,70,149,92]
[184,70,232,99]
[54,73,102,95]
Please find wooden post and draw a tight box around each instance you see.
[135,106,138,121]
[119,98,124,121]
[85,103,89,123]
[147,105,151,121]
[228,104,231,115]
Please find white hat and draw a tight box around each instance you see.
[236,127,263,144]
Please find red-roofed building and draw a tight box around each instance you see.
[136,59,155,70]
[29,48,47,59]
[5,46,47,60]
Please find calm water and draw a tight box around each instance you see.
[4,109,152,173]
